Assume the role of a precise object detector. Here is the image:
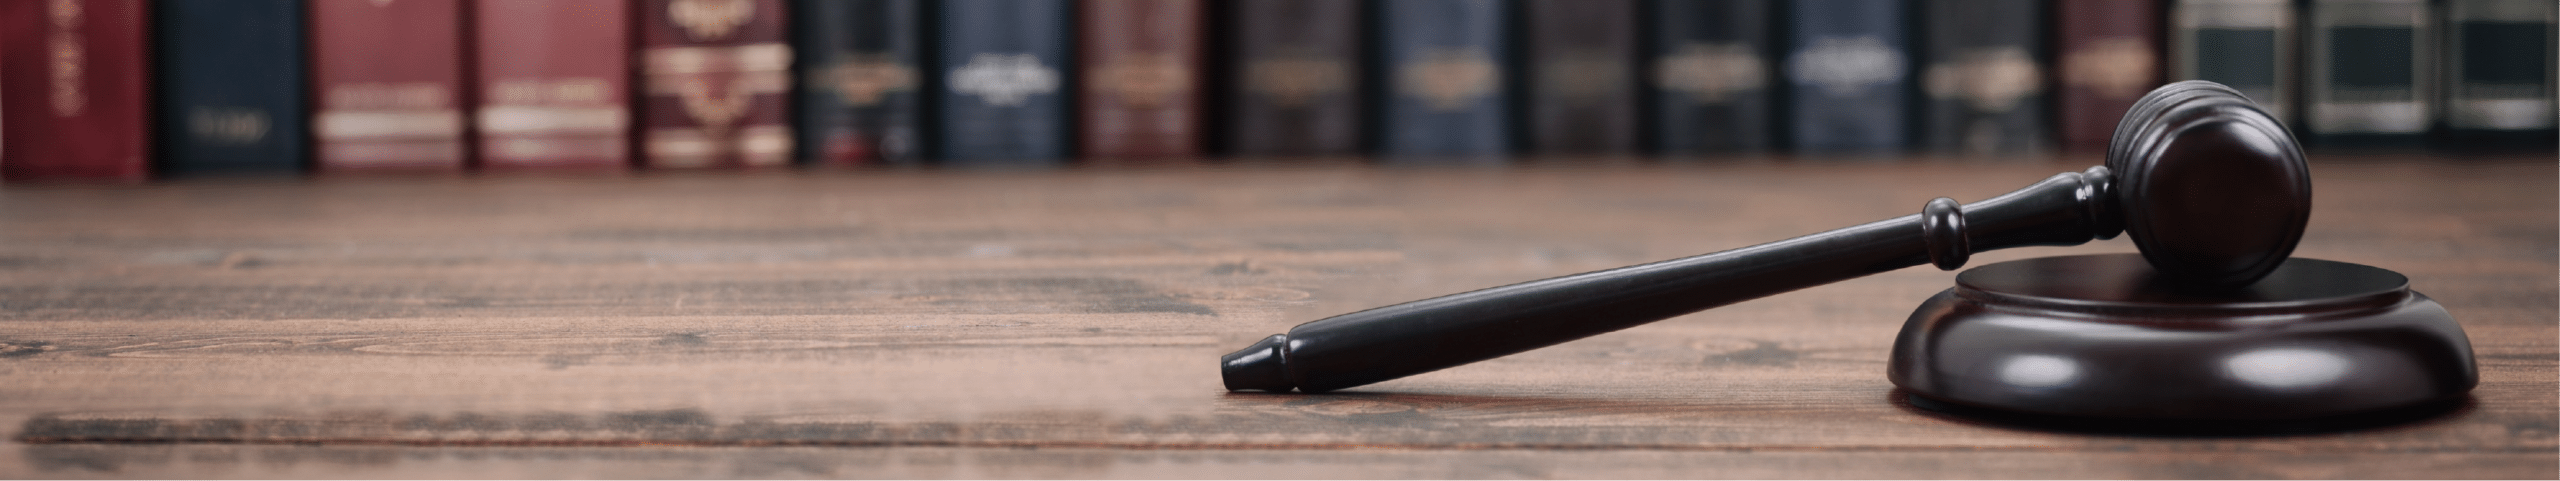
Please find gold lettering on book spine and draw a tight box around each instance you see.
[47,0,83,117]
[1399,49,1498,111]
[680,78,752,136]
[669,0,755,41]
[2062,37,2156,100]
[827,54,914,106]
[1092,53,1191,108]
[1242,53,1347,108]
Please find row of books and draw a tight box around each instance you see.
[1,0,2551,181]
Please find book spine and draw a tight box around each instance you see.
[1918,0,2047,153]
[2171,0,2294,125]
[2305,0,2435,146]
[1648,0,1776,154]
[155,0,306,175]
[934,0,1072,165]
[2054,0,2163,151]
[792,0,923,166]
[472,0,632,171]
[1377,0,1512,158]
[2441,0,2555,146]
[0,0,151,181]
[1078,0,1205,159]
[1222,0,1362,157]
[310,0,469,172]
[638,0,793,169]
[1783,0,1912,152]
[1522,0,1639,154]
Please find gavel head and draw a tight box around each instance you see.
[2104,80,2313,291]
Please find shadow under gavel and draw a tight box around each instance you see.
[1222,81,2313,394]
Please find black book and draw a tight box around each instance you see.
[2441,0,2555,149]
[1917,0,2047,153]
[795,0,926,165]
[1221,0,1363,157]
[156,0,307,175]
[2303,0,2433,147]
[1648,0,1776,154]
[2171,0,2294,125]
[1520,0,1640,154]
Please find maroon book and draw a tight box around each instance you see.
[1078,0,1204,159]
[1,0,152,182]
[2054,0,2162,151]
[310,0,467,172]
[473,0,630,171]
[637,0,792,169]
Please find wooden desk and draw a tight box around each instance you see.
[0,156,2550,478]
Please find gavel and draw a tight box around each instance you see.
[1222,81,2315,394]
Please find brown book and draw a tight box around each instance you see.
[2055,0,2162,151]
[473,0,630,171]
[310,0,468,172]
[1,0,152,181]
[638,0,792,168]
[1077,0,1205,159]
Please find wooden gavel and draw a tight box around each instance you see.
[1223,81,2312,393]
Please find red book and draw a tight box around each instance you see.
[1077,0,1204,159]
[310,0,467,172]
[2054,0,2162,151]
[1,0,152,182]
[637,0,792,168]
[473,0,631,171]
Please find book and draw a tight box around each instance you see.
[473,0,631,171]
[792,0,923,165]
[155,0,306,175]
[0,0,152,181]
[1917,0,2046,153]
[1220,0,1362,157]
[1783,0,1911,152]
[1078,0,1204,159]
[638,0,793,169]
[309,0,468,172]
[2441,0,2555,148]
[933,0,1072,165]
[2054,0,2163,151]
[2304,0,2434,146]
[1377,0,1511,158]
[1648,0,1776,154]
[2171,0,2293,125]
[1521,0,1639,154]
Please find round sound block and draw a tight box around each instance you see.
[1888,254,2476,420]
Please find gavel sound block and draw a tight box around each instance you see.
[1220,81,2476,421]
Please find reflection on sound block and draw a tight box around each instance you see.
[1892,389,2472,437]
[1890,254,2477,422]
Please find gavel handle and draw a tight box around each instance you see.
[1223,167,2121,392]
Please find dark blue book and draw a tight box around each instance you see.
[1917,0,2046,153]
[1648,0,1776,154]
[154,0,306,175]
[2440,0,2554,149]
[2304,0,2433,147]
[1781,0,1911,153]
[796,0,925,166]
[932,0,1072,165]
[1376,0,1511,159]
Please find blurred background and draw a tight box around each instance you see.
[0,0,2550,181]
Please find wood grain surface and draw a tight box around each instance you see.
[0,155,2550,479]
